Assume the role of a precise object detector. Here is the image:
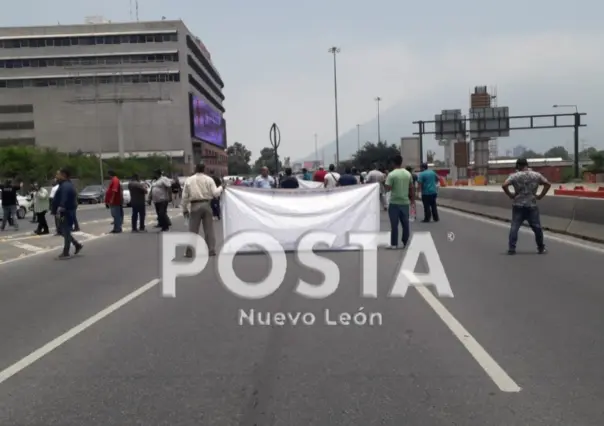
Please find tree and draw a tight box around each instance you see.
[226,142,252,176]
[579,146,598,160]
[426,150,436,163]
[352,141,401,171]
[586,150,604,174]
[253,147,282,174]
[0,145,174,189]
[543,146,570,160]
[520,149,541,159]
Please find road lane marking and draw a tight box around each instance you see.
[415,286,522,392]
[0,279,160,385]
[0,214,183,267]
[10,242,46,253]
[73,231,96,239]
[439,206,604,254]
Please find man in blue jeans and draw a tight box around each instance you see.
[502,158,551,255]
[384,154,414,249]
[105,170,123,233]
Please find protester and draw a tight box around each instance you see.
[182,163,223,257]
[280,167,299,188]
[170,176,181,208]
[302,168,312,181]
[128,174,148,232]
[49,178,61,235]
[366,164,387,210]
[338,167,358,186]
[210,172,222,220]
[313,165,327,183]
[502,158,551,255]
[417,163,440,223]
[32,182,50,235]
[105,170,123,233]
[351,167,364,184]
[254,167,275,188]
[384,155,414,249]
[324,164,340,189]
[52,168,83,259]
[0,178,21,231]
[149,169,173,232]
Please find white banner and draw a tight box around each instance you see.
[222,184,380,253]
[296,178,323,189]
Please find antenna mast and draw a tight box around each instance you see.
[135,0,139,21]
[129,0,133,20]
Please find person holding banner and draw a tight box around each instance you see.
[280,168,299,188]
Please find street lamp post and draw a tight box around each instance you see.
[356,124,360,152]
[314,133,319,165]
[375,97,382,143]
[553,104,581,178]
[328,46,341,166]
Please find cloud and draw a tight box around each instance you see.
[226,31,604,161]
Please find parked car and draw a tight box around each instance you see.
[0,189,31,219]
[78,185,105,204]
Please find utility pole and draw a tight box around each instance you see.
[314,133,319,163]
[553,104,581,178]
[375,97,382,143]
[328,46,341,166]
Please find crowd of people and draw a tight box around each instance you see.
[1,155,550,259]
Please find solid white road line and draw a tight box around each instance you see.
[415,286,521,392]
[10,242,46,253]
[0,278,160,385]
[439,206,604,254]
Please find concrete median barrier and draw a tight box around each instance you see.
[435,188,604,243]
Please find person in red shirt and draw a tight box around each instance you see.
[105,170,123,233]
[313,166,327,183]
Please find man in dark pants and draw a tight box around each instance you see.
[209,172,222,220]
[502,158,551,255]
[52,168,83,259]
[128,174,148,232]
[149,169,172,232]
[0,178,21,231]
[417,162,440,222]
[384,155,414,249]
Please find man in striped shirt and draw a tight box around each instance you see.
[32,183,50,235]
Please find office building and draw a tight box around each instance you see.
[0,19,228,176]
[512,145,527,158]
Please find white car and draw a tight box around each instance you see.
[0,189,31,219]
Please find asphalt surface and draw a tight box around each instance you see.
[0,206,603,425]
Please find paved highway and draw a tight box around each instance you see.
[0,207,603,425]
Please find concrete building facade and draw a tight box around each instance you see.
[0,19,228,176]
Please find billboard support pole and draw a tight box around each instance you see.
[417,121,424,164]
[573,112,581,179]
[269,123,281,175]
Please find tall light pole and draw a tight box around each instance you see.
[328,46,341,166]
[314,133,319,164]
[553,104,581,178]
[375,96,382,143]
[356,124,360,152]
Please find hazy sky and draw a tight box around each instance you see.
[2,0,602,162]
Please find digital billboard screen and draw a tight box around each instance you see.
[190,95,225,148]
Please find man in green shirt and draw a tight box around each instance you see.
[385,154,415,248]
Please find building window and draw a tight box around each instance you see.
[0,72,180,89]
[188,75,225,113]
[0,121,34,130]
[185,35,224,88]
[186,55,225,102]
[0,33,178,49]
[0,104,33,114]
[0,137,35,147]
[0,53,179,69]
